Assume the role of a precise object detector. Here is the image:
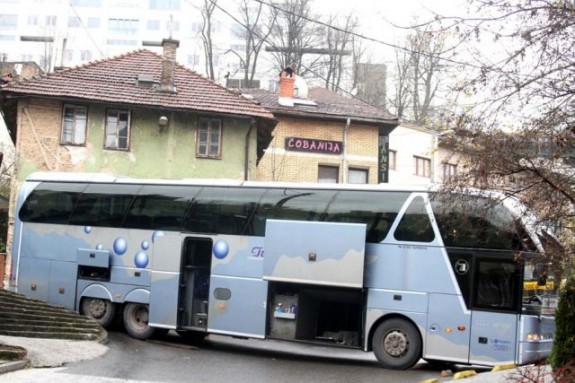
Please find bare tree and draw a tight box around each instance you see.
[201,0,217,80]
[266,0,322,75]
[322,13,357,91]
[237,0,277,88]
[439,1,575,271]
[389,25,446,123]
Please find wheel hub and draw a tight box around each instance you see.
[384,330,408,357]
[89,299,106,319]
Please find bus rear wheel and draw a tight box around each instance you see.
[123,303,155,340]
[80,297,115,328]
[372,318,421,370]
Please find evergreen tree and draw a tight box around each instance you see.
[550,272,575,371]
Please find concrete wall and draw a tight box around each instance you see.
[256,116,380,184]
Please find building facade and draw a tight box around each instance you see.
[246,71,399,184]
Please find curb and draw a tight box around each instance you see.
[0,359,29,375]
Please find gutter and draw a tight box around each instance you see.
[244,118,256,181]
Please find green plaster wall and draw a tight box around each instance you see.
[81,106,255,180]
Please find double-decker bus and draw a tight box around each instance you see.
[9,172,557,369]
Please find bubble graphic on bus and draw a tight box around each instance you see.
[84,226,92,234]
[96,244,103,250]
[113,237,127,255]
[152,231,165,243]
[213,240,229,259]
[141,241,149,250]
[134,251,149,268]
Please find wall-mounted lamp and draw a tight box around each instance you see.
[158,115,169,132]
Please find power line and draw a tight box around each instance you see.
[250,0,483,70]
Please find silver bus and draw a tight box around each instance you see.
[9,172,557,369]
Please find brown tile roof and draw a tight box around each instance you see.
[243,87,398,125]
[0,50,275,121]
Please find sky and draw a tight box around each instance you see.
[312,0,470,61]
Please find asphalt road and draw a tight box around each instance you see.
[1,330,455,383]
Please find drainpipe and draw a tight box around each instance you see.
[244,119,256,181]
[342,118,350,183]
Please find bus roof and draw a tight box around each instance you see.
[24,171,438,193]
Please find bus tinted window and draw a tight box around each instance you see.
[431,195,526,250]
[124,185,199,230]
[474,259,519,312]
[326,191,408,243]
[394,196,435,242]
[19,182,85,224]
[183,187,264,235]
[69,184,139,227]
[252,189,337,235]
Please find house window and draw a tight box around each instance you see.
[61,105,87,145]
[108,18,139,34]
[318,165,339,183]
[68,16,82,27]
[147,19,160,30]
[45,15,57,26]
[80,50,92,61]
[0,14,18,30]
[87,17,100,28]
[348,168,368,184]
[443,163,457,180]
[414,156,431,177]
[389,150,397,170]
[105,109,130,150]
[196,118,222,158]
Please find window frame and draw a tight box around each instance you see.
[60,104,88,146]
[414,156,431,178]
[443,162,457,180]
[196,117,222,159]
[348,167,369,184]
[389,149,397,171]
[318,164,339,183]
[104,109,131,151]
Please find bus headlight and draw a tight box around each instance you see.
[526,333,553,341]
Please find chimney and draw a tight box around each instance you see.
[278,67,295,106]
[160,38,179,93]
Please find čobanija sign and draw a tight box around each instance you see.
[285,137,343,155]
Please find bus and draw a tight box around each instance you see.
[9,172,558,370]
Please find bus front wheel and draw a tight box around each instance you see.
[80,297,115,328]
[372,318,421,370]
[123,303,155,340]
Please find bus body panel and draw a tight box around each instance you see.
[211,236,265,279]
[365,244,459,295]
[469,311,518,365]
[264,220,366,288]
[208,275,268,338]
[425,292,471,364]
[149,233,182,329]
[517,315,554,365]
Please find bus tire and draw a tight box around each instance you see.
[372,318,421,370]
[123,303,155,340]
[80,297,116,328]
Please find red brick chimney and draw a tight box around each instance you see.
[160,38,179,93]
[278,67,295,106]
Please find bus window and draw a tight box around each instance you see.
[474,259,520,312]
[325,191,408,243]
[123,185,199,230]
[252,189,337,235]
[19,182,85,224]
[183,187,264,235]
[432,195,528,250]
[69,184,140,227]
[394,196,435,242]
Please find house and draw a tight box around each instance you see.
[0,38,276,285]
[386,120,459,185]
[0,39,276,181]
[244,69,399,184]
